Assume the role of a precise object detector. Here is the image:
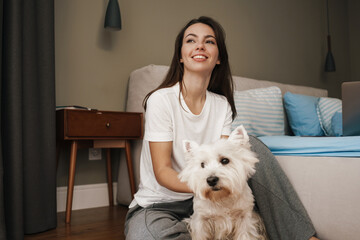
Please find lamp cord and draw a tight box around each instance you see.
[326,0,330,35]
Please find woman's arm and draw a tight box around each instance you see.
[149,141,192,193]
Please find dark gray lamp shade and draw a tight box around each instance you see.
[325,51,336,72]
[325,35,335,72]
[104,0,121,30]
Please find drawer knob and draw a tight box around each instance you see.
[106,123,110,128]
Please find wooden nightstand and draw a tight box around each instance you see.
[56,109,143,224]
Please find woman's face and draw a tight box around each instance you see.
[181,23,220,75]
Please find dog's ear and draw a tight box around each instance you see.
[183,140,199,153]
[228,125,249,143]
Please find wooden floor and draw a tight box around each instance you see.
[24,205,128,240]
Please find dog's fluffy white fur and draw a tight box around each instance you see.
[179,125,267,240]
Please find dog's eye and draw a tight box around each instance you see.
[220,158,230,165]
[201,162,205,168]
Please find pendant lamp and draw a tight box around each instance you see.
[104,0,122,30]
[325,0,335,72]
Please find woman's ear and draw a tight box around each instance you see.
[180,58,184,63]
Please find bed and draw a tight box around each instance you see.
[117,64,360,240]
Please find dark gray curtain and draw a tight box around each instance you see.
[1,0,57,239]
[0,0,5,239]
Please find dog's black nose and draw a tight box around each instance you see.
[207,176,219,187]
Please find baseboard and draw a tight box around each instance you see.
[57,182,118,212]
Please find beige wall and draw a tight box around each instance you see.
[55,0,353,187]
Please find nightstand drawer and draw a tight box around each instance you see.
[58,110,143,139]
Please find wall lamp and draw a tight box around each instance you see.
[104,0,122,30]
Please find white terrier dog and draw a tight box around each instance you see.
[179,125,267,240]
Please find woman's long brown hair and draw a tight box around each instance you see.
[143,16,237,120]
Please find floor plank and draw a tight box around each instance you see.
[24,205,128,240]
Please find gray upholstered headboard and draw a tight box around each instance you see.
[126,64,327,114]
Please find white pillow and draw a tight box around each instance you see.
[232,86,285,136]
[316,97,342,136]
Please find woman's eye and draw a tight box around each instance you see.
[220,158,230,165]
[206,40,216,45]
[186,39,195,43]
[201,162,205,168]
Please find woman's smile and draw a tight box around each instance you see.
[192,54,208,61]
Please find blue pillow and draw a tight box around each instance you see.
[283,92,324,136]
[232,87,285,136]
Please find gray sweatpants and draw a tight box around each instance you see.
[125,136,316,240]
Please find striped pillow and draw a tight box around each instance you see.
[232,87,285,136]
[316,97,342,136]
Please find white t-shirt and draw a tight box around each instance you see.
[129,83,233,208]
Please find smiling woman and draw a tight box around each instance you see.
[124,16,319,240]
[125,16,236,240]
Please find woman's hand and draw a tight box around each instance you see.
[149,141,192,193]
